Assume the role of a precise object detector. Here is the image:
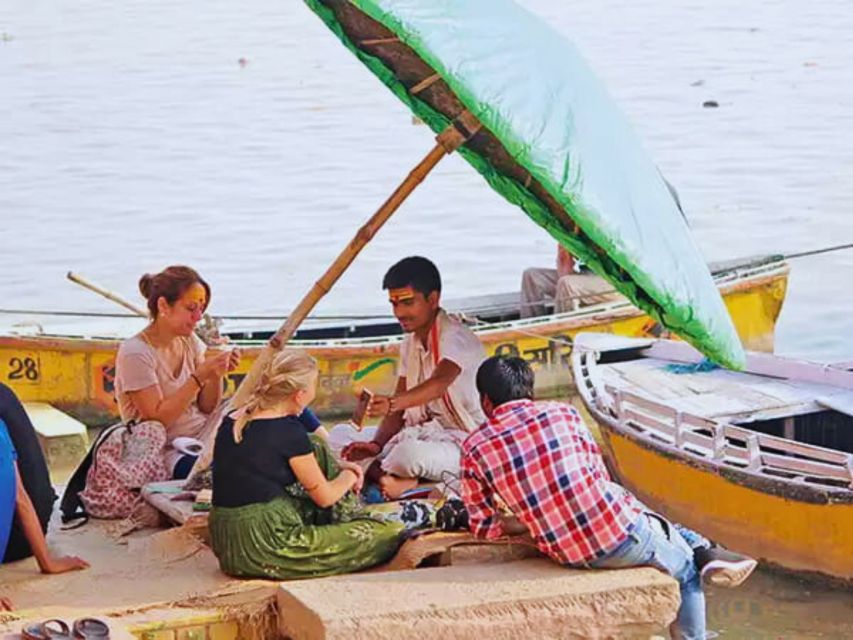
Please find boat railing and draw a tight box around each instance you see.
[604,385,853,490]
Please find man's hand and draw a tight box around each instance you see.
[367,395,395,418]
[41,554,89,575]
[341,441,381,462]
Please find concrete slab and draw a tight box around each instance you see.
[23,402,89,439]
[277,558,679,640]
[23,402,89,477]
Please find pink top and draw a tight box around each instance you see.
[115,332,210,472]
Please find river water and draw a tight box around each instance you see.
[2,0,852,635]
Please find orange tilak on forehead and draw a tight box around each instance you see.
[388,286,416,303]
[180,283,207,308]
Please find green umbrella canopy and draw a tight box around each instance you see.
[304,0,746,369]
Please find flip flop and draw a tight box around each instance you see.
[72,618,110,638]
[22,619,73,639]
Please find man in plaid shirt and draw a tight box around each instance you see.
[461,356,757,640]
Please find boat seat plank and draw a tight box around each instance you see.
[670,391,788,417]
[609,363,702,400]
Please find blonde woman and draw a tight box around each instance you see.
[209,350,405,580]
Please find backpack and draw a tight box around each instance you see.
[61,421,169,523]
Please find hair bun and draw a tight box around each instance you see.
[138,274,154,298]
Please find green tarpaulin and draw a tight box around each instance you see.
[304,0,746,369]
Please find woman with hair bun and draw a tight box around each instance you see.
[209,350,406,580]
[114,265,240,479]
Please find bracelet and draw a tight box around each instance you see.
[190,373,203,390]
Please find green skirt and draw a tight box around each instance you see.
[209,439,404,581]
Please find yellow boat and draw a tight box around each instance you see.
[573,332,853,585]
[0,255,787,426]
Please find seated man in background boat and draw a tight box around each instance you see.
[520,178,685,318]
[520,244,622,317]
[460,356,757,640]
[339,256,487,499]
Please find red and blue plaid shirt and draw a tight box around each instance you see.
[461,399,642,565]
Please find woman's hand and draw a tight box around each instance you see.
[197,349,231,381]
[226,348,241,372]
[338,460,365,494]
[341,441,381,462]
[41,554,90,575]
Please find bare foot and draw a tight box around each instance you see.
[378,474,419,500]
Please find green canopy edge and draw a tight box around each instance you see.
[303,0,741,368]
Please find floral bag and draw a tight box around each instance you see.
[76,421,169,519]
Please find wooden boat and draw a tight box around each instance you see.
[572,331,853,585]
[0,254,787,426]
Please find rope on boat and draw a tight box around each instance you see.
[782,241,853,260]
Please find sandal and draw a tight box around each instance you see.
[72,618,110,638]
[22,619,73,639]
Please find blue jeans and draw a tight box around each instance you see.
[588,513,706,640]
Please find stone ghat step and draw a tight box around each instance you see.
[277,558,679,640]
[23,402,89,478]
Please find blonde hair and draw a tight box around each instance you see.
[232,349,318,442]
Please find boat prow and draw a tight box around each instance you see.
[572,332,853,585]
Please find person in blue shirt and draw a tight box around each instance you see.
[0,416,16,609]
[1,404,89,611]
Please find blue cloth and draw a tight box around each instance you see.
[0,418,17,561]
[588,513,707,640]
[298,408,322,433]
[664,358,720,375]
[173,453,199,480]
[361,483,385,505]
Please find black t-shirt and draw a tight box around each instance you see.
[212,414,314,508]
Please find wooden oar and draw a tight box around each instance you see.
[66,271,148,317]
[230,111,482,409]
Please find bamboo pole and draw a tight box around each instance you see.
[66,271,148,317]
[230,111,482,409]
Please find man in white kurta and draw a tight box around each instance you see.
[340,256,486,499]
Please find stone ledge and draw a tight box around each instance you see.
[277,558,679,640]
